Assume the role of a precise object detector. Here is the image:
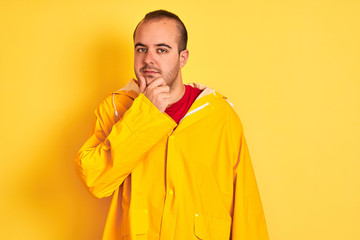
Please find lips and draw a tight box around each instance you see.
[142,70,158,74]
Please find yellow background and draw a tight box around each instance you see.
[1,0,359,239]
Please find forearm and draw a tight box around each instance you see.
[74,93,176,198]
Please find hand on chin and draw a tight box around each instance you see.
[144,74,162,86]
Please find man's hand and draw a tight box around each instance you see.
[138,76,171,113]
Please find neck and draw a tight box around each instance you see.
[169,74,185,105]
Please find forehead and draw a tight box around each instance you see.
[134,18,179,46]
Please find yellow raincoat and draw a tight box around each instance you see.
[75,79,269,240]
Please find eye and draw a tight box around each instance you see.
[136,48,147,53]
[157,48,167,53]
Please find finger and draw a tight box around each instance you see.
[147,77,166,89]
[158,92,171,100]
[152,85,170,95]
[138,75,146,93]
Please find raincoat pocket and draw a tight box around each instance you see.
[194,214,231,240]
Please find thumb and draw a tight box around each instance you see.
[138,75,146,93]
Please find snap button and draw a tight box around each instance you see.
[169,190,174,195]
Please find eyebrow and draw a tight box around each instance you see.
[135,43,146,48]
[134,43,172,49]
[156,43,172,49]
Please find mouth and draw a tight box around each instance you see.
[142,70,159,74]
[140,66,161,75]
[140,69,159,74]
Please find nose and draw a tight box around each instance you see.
[144,50,154,65]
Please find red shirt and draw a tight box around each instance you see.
[165,85,202,124]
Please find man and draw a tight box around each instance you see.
[75,10,269,240]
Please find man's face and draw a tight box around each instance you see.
[134,18,184,88]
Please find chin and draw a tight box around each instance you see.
[144,74,156,79]
[144,76,157,86]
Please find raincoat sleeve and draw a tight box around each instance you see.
[231,120,269,239]
[74,93,176,199]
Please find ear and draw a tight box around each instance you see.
[179,49,189,68]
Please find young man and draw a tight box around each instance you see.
[75,10,269,240]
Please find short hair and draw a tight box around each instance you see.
[133,10,188,53]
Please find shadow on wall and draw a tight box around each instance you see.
[85,30,133,104]
[65,32,133,239]
[16,33,133,239]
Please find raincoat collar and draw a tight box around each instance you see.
[112,78,224,101]
[111,79,227,132]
